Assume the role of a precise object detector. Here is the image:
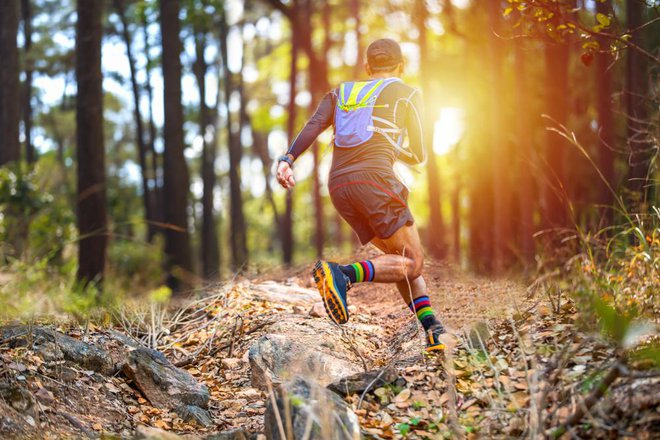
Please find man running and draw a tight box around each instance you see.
[276,38,446,352]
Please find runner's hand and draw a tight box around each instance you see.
[276,161,296,189]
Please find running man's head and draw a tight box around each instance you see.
[365,38,404,78]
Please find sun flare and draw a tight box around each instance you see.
[432,107,465,155]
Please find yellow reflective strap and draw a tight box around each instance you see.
[345,81,370,107]
[358,79,384,106]
[340,82,347,106]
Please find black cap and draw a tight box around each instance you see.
[366,38,403,71]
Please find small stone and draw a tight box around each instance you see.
[33,388,54,404]
[327,367,399,397]
[309,302,325,318]
[175,404,213,427]
[221,358,242,369]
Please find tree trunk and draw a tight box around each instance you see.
[75,0,107,287]
[467,39,493,273]
[298,0,327,258]
[487,0,511,272]
[0,0,20,165]
[514,39,535,268]
[416,0,445,259]
[626,0,652,209]
[351,0,363,77]
[21,0,35,164]
[194,24,220,280]
[115,0,156,241]
[141,7,163,230]
[451,141,460,262]
[283,34,298,265]
[160,0,193,287]
[593,0,615,226]
[220,9,248,271]
[543,40,570,229]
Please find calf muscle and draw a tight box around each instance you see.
[369,224,425,283]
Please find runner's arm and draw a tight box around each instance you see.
[400,89,426,166]
[284,91,335,161]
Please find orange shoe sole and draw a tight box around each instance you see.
[312,261,349,325]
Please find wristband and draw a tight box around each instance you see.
[278,154,294,167]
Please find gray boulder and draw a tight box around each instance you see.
[327,367,399,397]
[175,404,213,427]
[249,334,361,389]
[264,377,360,440]
[122,348,210,410]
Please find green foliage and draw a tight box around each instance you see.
[107,236,165,290]
[0,165,52,213]
[550,211,659,362]
[396,422,410,437]
[148,285,172,304]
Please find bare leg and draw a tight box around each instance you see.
[370,226,428,305]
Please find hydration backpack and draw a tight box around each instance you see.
[334,78,409,155]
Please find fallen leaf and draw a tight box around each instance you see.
[394,388,411,403]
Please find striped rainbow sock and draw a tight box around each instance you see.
[408,296,438,330]
[339,260,375,283]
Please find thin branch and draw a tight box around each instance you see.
[551,361,624,438]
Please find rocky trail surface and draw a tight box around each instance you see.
[0,259,657,439]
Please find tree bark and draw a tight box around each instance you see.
[283,34,298,265]
[263,0,326,259]
[141,6,163,229]
[220,9,248,271]
[351,0,363,78]
[626,0,652,209]
[160,0,193,287]
[75,0,107,287]
[301,0,326,258]
[514,39,535,268]
[115,0,156,241]
[21,0,35,164]
[416,0,445,260]
[543,40,570,229]
[194,21,220,280]
[594,0,615,225]
[487,0,511,272]
[0,0,20,165]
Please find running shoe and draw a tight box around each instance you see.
[426,324,447,352]
[312,260,351,324]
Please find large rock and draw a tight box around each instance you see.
[0,325,114,375]
[327,367,399,397]
[264,377,360,440]
[122,348,210,410]
[249,334,361,389]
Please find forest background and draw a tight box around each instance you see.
[0,0,657,314]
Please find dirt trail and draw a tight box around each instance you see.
[259,254,528,343]
[0,258,533,439]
